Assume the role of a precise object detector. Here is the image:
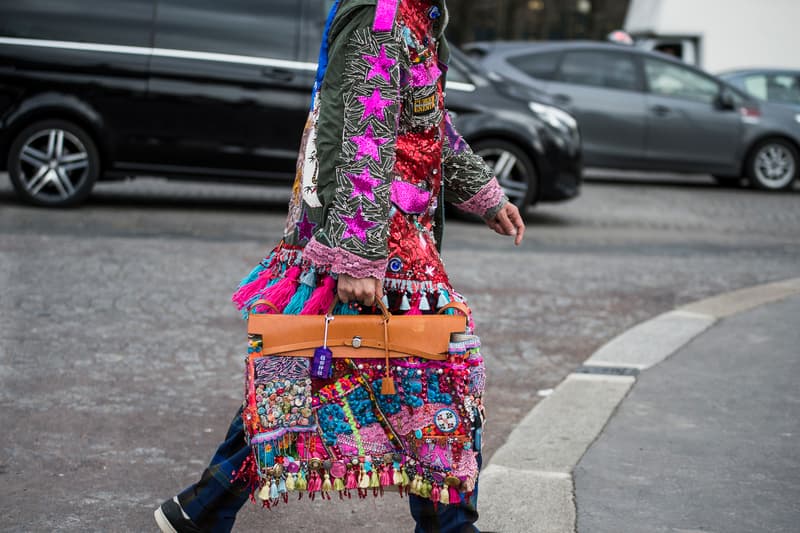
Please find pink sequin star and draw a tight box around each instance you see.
[363,45,396,83]
[296,210,316,241]
[346,167,381,202]
[340,206,377,243]
[357,88,394,121]
[351,124,389,162]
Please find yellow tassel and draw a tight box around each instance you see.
[285,473,295,491]
[393,468,403,486]
[410,475,421,495]
[358,469,370,489]
[333,477,345,492]
[295,472,308,491]
[440,485,450,505]
[257,483,271,501]
[322,473,332,492]
[369,471,380,488]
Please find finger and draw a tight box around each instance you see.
[486,218,500,233]
[362,290,375,307]
[338,286,350,303]
[508,208,526,245]
[496,208,515,235]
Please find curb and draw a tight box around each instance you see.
[476,277,800,533]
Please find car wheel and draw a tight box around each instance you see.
[7,119,100,207]
[473,139,538,210]
[746,138,798,191]
[711,175,745,188]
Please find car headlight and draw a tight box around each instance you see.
[528,101,578,131]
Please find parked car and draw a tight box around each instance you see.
[719,69,800,110]
[0,0,580,208]
[465,40,800,191]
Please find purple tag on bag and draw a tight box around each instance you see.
[311,346,333,379]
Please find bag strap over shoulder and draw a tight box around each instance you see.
[373,0,399,32]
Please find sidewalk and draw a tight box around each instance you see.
[477,278,800,533]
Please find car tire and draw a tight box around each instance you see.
[7,119,100,207]
[745,138,798,192]
[711,175,745,188]
[472,138,538,211]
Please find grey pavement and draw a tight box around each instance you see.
[478,282,800,532]
[1,173,799,532]
[575,294,800,533]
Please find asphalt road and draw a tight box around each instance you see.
[0,171,798,532]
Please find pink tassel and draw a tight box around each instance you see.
[379,466,392,487]
[260,266,301,312]
[231,270,272,310]
[405,294,423,315]
[449,486,461,504]
[300,275,336,315]
[345,469,358,490]
[431,483,441,504]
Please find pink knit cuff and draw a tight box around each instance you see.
[454,177,508,219]
[304,237,388,279]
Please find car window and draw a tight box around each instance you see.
[644,58,719,103]
[742,74,800,105]
[0,0,153,47]
[445,62,470,84]
[557,51,640,91]
[154,0,299,60]
[508,51,561,81]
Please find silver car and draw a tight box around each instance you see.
[465,41,800,191]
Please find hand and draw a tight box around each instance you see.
[487,202,526,246]
[337,274,384,306]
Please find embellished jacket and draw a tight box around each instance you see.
[283,0,508,281]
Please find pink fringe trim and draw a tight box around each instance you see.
[232,269,273,310]
[300,275,337,315]
[254,266,301,314]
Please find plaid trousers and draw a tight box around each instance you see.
[177,406,481,533]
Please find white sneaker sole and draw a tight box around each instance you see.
[154,506,178,533]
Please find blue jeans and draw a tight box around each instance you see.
[178,407,482,533]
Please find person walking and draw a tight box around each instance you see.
[155,1,525,531]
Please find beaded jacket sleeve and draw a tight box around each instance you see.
[441,112,508,220]
[303,7,402,280]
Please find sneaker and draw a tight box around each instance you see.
[154,496,204,533]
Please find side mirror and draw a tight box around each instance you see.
[716,88,736,111]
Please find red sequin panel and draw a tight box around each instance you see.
[394,131,442,190]
[399,0,435,41]
[386,211,449,285]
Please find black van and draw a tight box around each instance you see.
[0,0,581,207]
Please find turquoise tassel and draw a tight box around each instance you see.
[269,480,279,500]
[437,289,450,309]
[278,477,287,494]
[399,293,411,311]
[283,269,316,315]
[238,263,266,288]
[334,302,360,315]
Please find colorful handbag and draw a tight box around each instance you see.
[241,298,486,507]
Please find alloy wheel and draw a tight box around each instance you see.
[476,146,536,207]
[16,128,91,203]
[752,142,796,190]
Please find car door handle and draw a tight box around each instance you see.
[261,67,295,82]
[552,93,571,105]
[651,105,670,116]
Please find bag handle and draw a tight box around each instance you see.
[437,301,471,317]
[250,297,469,318]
